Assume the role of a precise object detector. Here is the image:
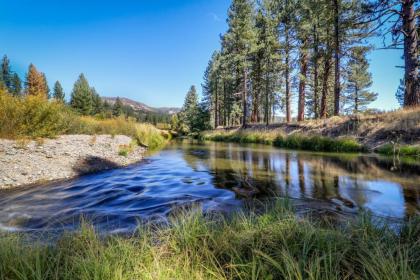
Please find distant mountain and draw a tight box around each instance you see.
[102,97,180,115]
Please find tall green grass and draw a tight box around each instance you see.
[202,130,364,153]
[377,144,420,158]
[273,134,363,153]
[0,200,418,280]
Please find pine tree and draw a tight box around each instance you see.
[345,46,377,113]
[223,0,257,127]
[91,88,103,115]
[11,73,22,96]
[395,79,405,107]
[179,86,199,133]
[254,0,281,125]
[279,0,296,123]
[112,97,123,117]
[25,64,49,98]
[202,52,220,128]
[42,73,50,98]
[1,55,12,92]
[53,81,65,102]
[70,73,93,115]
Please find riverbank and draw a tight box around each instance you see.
[0,135,146,189]
[202,108,420,155]
[0,200,419,280]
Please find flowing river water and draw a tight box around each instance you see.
[0,140,419,234]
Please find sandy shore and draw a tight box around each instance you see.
[0,135,146,189]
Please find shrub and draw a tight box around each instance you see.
[0,91,168,150]
[0,90,71,138]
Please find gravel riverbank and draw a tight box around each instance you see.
[0,135,146,189]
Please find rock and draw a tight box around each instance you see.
[6,150,17,155]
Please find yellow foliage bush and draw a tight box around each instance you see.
[0,90,168,149]
[0,90,69,138]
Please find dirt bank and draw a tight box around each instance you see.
[0,135,146,189]
[217,108,420,150]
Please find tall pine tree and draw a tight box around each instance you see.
[53,81,65,103]
[179,86,199,133]
[1,55,12,92]
[11,73,22,96]
[112,97,123,117]
[223,0,257,127]
[70,73,93,115]
[345,46,377,113]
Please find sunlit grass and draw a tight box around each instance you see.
[202,129,364,153]
[0,90,169,150]
[72,116,169,150]
[377,144,420,158]
[0,200,419,280]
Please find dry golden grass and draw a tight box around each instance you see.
[203,108,420,151]
[0,90,169,150]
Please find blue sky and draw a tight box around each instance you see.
[0,0,403,110]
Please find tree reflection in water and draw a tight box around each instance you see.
[181,141,420,219]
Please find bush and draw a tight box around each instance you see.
[0,91,168,150]
[0,90,71,138]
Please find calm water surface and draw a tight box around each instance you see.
[0,140,419,234]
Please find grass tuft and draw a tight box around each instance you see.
[0,201,418,280]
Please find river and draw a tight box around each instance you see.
[0,140,419,234]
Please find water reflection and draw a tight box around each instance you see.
[181,141,419,218]
[0,140,418,234]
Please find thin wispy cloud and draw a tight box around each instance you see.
[209,12,221,22]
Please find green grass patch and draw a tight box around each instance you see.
[0,200,419,280]
[273,134,363,153]
[377,144,420,158]
[203,129,364,153]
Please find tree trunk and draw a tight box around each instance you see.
[285,18,291,123]
[214,76,219,128]
[242,68,248,128]
[251,82,259,123]
[321,52,331,119]
[402,0,419,107]
[354,86,359,113]
[313,26,320,119]
[298,45,308,121]
[223,80,228,126]
[265,69,270,126]
[333,0,341,115]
